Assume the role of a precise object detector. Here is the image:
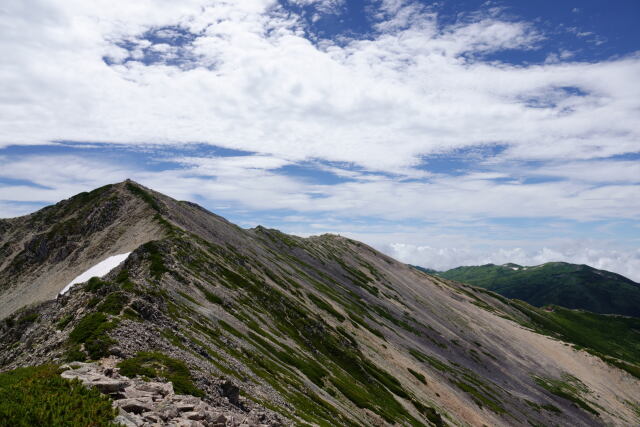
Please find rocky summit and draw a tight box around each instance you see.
[1,181,639,426]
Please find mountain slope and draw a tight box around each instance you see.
[1,181,639,426]
[435,263,640,317]
[0,182,166,318]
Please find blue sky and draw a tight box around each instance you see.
[1,0,639,279]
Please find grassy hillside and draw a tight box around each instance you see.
[436,262,640,317]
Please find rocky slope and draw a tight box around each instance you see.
[1,181,639,426]
[433,263,640,317]
[60,361,276,426]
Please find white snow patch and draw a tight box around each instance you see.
[60,252,131,295]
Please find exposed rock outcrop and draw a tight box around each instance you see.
[61,362,281,427]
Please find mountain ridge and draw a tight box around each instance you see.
[1,181,639,426]
[427,262,640,317]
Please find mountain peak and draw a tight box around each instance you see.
[0,181,169,317]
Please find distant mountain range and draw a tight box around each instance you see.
[415,262,640,318]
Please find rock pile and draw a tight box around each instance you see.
[61,362,278,426]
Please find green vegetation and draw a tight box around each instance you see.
[625,400,640,419]
[407,367,427,384]
[118,351,204,397]
[247,331,329,387]
[56,314,73,330]
[409,348,455,374]
[69,312,118,360]
[17,313,38,325]
[115,269,135,291]
[372,304,418,334]
[96,292,128,315]
[411,400,444,426]
[126,182,161,212]
[177,290,200,305]
[409,348,506,414]
[194,284,222,304]
[64,345,87,362]
[85,276,108,292]
[0,365,118,426]
[218,320,244,338]
[142,241,168,279]
[524,399,562,414]
[170,238,437,425]
[347,311,385,339]
[452,380,505,414]
[307,293,345,322]
[431,263,640,380]
[438,262,640,317]
[533,374,599,416]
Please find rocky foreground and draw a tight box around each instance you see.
[61,361,281,427]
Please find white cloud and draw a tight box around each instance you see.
[0,0,638,174]
[0,153,638,222]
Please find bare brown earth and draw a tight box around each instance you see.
[1,180,639,426]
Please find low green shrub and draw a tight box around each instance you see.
[96,292,129,315]
[18,313,38,325]
[69,313,118,360]
[0,365,118,426]
[194,284,222,304]
[407,367,427,384]
[56,314,73,330]
[533,375,599,416]
[142,242,168,279]
[307,293,345,322]
[84,277,108,292]
[117,351,204,397]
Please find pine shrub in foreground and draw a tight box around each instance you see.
[0,364,119,426]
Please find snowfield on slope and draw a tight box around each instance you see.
[60,252,131,295]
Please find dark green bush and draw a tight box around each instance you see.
[194,284,222,304]
[64,345,87,363]
[307,293,345,322]
[18,313,38,325]
[69,313,118,360]
[142,242,168,279]
[407,367,427,384]
[0,365,118,426]
[85,277,108,292]
[115,269,135,291]
[96,292,129,315]
[56,314,73,330]
[117,352,204,397]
